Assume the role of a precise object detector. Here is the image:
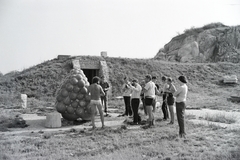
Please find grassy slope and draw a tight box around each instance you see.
[106,57,240,96]
[0,56,239,109]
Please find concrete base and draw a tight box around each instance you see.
[45,112,62,128]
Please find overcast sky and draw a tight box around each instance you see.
[0,0,240,74]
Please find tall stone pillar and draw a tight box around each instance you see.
[72,59,81,70]
[101,51,108,57]
[100,61,112,97]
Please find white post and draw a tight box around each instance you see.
[21,94,27,109]
[101,51,107,57]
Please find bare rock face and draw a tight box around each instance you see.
[178,41,199,62]
[155,23,240,63]
[197,30,216,59]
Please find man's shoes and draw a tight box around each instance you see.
[89,126,96,131]
[179,133,186,138]
[104,113,111,117]
[142,122,153,129]
[151,119,155,126]
[142,125,151,129]
[148,121,153,127]
[117,113,126,117]
[129,122,138,125]
[139,120,146,125]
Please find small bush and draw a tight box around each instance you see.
[0,108,19,131]
[183,26,204,36]
[203,22,227,30]
[0,93,21,108]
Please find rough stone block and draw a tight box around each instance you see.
[45,112,62,128]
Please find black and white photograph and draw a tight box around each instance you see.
[0,0,240,159]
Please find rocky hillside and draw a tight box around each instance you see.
[154,23,240,63]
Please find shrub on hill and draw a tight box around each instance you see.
[202,22,227,30]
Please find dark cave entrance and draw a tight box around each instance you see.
[82,69,100,84]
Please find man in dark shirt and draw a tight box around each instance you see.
[152,76,160,113]
[100,76,110,116]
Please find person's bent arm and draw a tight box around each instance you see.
[170,84,177,93]
[155,86,160,95]
[173,87,182,97]
[129,84,140,92]
[105,82,110,91]
[100,86,105,96]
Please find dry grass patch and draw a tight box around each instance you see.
[1,120,240,160]
[204,113,237,124]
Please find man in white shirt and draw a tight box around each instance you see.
[129,79,142,125]
[121,77,132,116]
[173,75,188,138]
[142,75,156,127]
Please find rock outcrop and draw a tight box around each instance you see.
[154,23,240,63]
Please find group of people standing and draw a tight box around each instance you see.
[87,74,188,138]
[121,74,188,138]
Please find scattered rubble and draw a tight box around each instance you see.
[227,96,240,103]
[8,116,29,128]
[223,75,238,84]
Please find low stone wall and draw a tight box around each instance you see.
[57,55,71,59]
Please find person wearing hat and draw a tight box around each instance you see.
[128,79,142,125]
[173,75,188,138]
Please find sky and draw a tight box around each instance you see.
[0,0,240,74]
